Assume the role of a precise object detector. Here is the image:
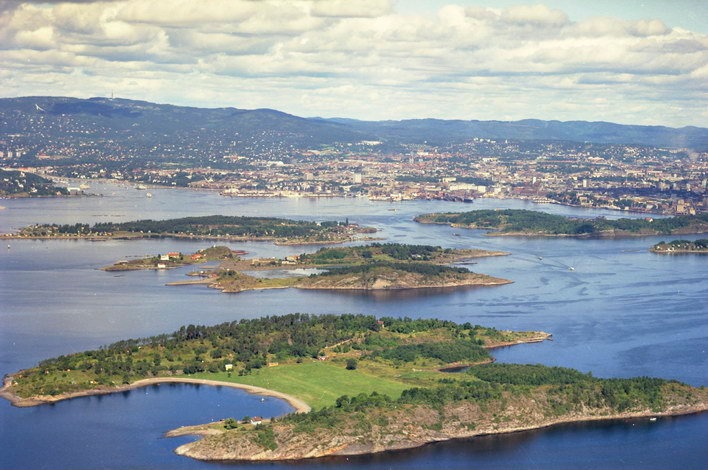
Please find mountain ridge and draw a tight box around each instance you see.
[1,96,705,151]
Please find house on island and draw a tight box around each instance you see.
[250,416,263,425]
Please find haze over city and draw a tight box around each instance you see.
[1,0,706,127]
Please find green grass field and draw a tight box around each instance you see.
[192,360,411,409]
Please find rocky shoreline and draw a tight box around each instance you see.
[171,396,707,462]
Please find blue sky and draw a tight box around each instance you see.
[1,0,706,127]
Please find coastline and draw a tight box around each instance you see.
[414,219,708,239]
[172,399,707,462]
[0,232,369,245]
[0,376,310,414]
[484,332,551,349]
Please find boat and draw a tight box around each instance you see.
[146,192,153,198]
[135,184,146,190]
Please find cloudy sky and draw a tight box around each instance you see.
[1,0,706,127]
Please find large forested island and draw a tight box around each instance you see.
[1,314,705,462]
[415,209,708,237]
[173,243,511,292]
[3,215,376,245]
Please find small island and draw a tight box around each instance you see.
[2,215,376,245]
[651,239,708,254]
[415,209,708,237]
[2,314,704,463]
[172,243,511,293]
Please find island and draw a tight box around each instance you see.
[651,239,708,254]
[169,243,512,293]
[2,314,705,463]
[2,215,377,245]
[415,209,708,237]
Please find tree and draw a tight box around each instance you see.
[345,358,358,370]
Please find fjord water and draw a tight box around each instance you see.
[0,182,706,469]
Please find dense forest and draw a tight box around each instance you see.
[415,209,708,236]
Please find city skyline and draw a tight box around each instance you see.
[1,0,707,127]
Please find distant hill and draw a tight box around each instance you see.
[0,97,705,159]
[0,96,364,150]
[332,117,708,149]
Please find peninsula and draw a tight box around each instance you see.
[2,215,376,245]
[415,209,708,237]
[102,245,245,271]
[0,169,68,198]
[1,314,705,463]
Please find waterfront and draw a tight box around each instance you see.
[0,183,706,469]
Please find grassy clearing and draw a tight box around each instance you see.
[192,361,412,410]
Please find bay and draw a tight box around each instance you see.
[0,182,706,469]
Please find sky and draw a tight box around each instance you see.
[1,0,706,127]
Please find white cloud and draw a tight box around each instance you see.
[310,0,393,18]
[501,4,569,27]
[0,0,706,127]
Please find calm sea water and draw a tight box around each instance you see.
[1,182,706,469]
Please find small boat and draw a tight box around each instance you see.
[649,417,657,422]
[146,192,153,198]
[568,266,575,271]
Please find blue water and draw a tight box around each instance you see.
[0,183,706,469]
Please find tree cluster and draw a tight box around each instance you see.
[419,209,708,235]
[20,215,353,239]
